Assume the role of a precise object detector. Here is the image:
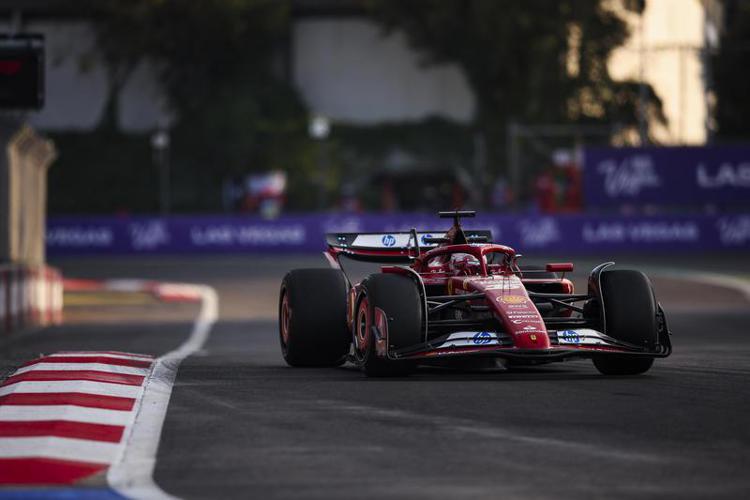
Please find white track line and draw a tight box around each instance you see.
[53,352,154,361]
[0,405,133,425]
[662,270,750,303]
[108,283,218,500]
[14,363,150,376]
[0,437,121,462]
[0,380,143,398]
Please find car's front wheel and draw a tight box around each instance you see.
[355,274,422,377]
[592,269,659,375]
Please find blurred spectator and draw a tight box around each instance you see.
[534,168,556,213]
[242,171,287,218]
[381,178,397,212]
[222,171,287,217]
[339,183,362,213]
[222,176,244,212]
[534,150,582,213]
[491,176,512,210]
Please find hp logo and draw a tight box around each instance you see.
[382,234,396,247]
[420,234,432,245]
[472,332,493,345]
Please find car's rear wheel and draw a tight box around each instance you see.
[355,274,422,377]
[593,269,658,375]
[279,269,350,367]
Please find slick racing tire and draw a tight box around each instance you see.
[355,274,422,377]
[593,356,654,376]
[593,270,658,376]
[279,269,350,367]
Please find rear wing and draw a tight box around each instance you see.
[326,229,493,263]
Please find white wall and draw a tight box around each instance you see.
[25,21,171,132]
[26,21,107,131]
[24,18,476,131]
[293,18,475,124]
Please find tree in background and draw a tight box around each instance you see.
[52,0,318,213]
[367,0,664,184]
[50,0,666,213]
[713,0,750,141]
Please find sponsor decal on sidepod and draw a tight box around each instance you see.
[484,282,523,290]
[498,295,527,305]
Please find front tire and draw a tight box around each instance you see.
[355,274,422,377]
[593,356,654,375]
[593,270,658,376]
[279,269,350,367]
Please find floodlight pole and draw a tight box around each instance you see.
[151,129,170,217]
[309,115,330,211]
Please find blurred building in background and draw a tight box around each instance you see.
[609,0,723,144]
[292,17,474,124]
[9,1,473,132]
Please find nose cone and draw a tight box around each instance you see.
[492,293,550,349]
[454,275,550,349]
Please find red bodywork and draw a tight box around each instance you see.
[398,244,552,350]
[325,218,670,363]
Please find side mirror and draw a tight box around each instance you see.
[546,262,574,273]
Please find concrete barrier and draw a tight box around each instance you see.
[0,264,62,336]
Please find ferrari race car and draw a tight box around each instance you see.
[279,211,672,377]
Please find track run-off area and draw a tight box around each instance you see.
[1,254,749,499]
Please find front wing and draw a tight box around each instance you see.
[387,328,671,362]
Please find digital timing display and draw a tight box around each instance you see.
[0,35,44,109]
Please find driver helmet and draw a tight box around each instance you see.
[449,253,480,273]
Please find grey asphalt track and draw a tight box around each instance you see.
[2,254,749,499]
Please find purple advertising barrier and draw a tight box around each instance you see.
[46,213,750,256]
[583,146,750,208]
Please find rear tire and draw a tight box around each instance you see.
[279,269,350,367]
[356,274,422,377]
[593,270,658,376]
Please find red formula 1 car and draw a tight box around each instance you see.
[279,211,672,377]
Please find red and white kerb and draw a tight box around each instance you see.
[0,351,154,485]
